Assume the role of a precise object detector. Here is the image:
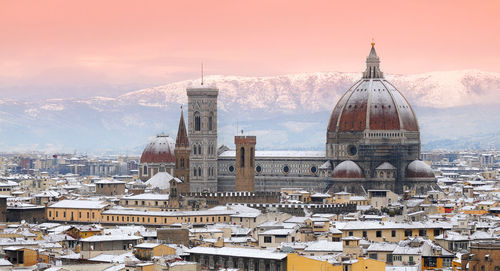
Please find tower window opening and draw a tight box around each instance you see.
[194,112,201,131]
[250,147,254,167]
[208,112,213,131]
[240,147,245,167]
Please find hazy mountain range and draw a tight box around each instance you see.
[1,69,499,154]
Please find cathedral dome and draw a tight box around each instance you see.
[327,43,419,133]
[140,134,176,164]
[406,160,434,178]
[332,160,365,178]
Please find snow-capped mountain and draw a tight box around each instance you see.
[0,70,499,153]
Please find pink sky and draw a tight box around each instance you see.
[1,0,499,98]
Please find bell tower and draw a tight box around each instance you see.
[234,135,256,192]
[187,86,218,192]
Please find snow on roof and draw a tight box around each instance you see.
[49,200,108,209]
[303,240,342,252]
[367,242,398,252]
[376,162,396,170]
[121,193,169,201]
[145,172,173,190]
[34,190,60,198]
[95,179,125,184]
[259,228,294,235]
[338,221,452,230]
[103,208,233,217]
[103,264,126,271]
[81,234,143,242]
[284,216,309,224]
[319,161,332,170]
[187,247,287,260]
[135,243,162,249]
[219,150,325,158]
[90,252,139,263]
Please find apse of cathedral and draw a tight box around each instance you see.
[139,43,438,194]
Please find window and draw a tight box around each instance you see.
[208,113,213,131]
[180,158,184,168]
[376,230,382,238]
[198,167,202,177]
[363,231,367,238]
[194,168,197,176]
[405,230,412,237]
[49,211,52,217]
[419,229,426,236]
[391,230,396,237]
[240,147,245,167]
[433,229,440,236]
[348,231,353,236]
[194,112,201,131]
[143,165,147,175]
[250,147,254,167]
[264,236,272,243]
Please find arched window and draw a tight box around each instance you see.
[193,168,197,176]
[199,145,202,155]
[208,112,213,131]
[180,158,184,168]
[240,147,245,167]
[194,112,201,131]
[193,145,197,155]
[198,167,202,177]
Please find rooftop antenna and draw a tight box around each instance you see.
[201,62,204,86]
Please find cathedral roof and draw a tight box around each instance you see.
[406,160,435,178]
[327,43,419,133]
[332,160,364,179]
[140,134,175,164]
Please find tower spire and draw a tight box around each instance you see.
[201,62,204,86]
[363,40,383,79]
[176,108,189,147]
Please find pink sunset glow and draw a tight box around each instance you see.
[1,0,499,98]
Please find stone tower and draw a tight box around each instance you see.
[187,86,218,192]
[234,135,256,192]
[174,109,190,194]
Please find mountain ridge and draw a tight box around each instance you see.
[0,69,499,153]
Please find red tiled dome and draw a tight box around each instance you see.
[406,160,435,178]
[327,44,418,133]
[332,160,365,178]
[140,134,175,164]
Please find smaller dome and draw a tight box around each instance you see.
[333,160,365,178]
[406,160,434,178]
[140,134,176,164]
[376,162,396,170]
